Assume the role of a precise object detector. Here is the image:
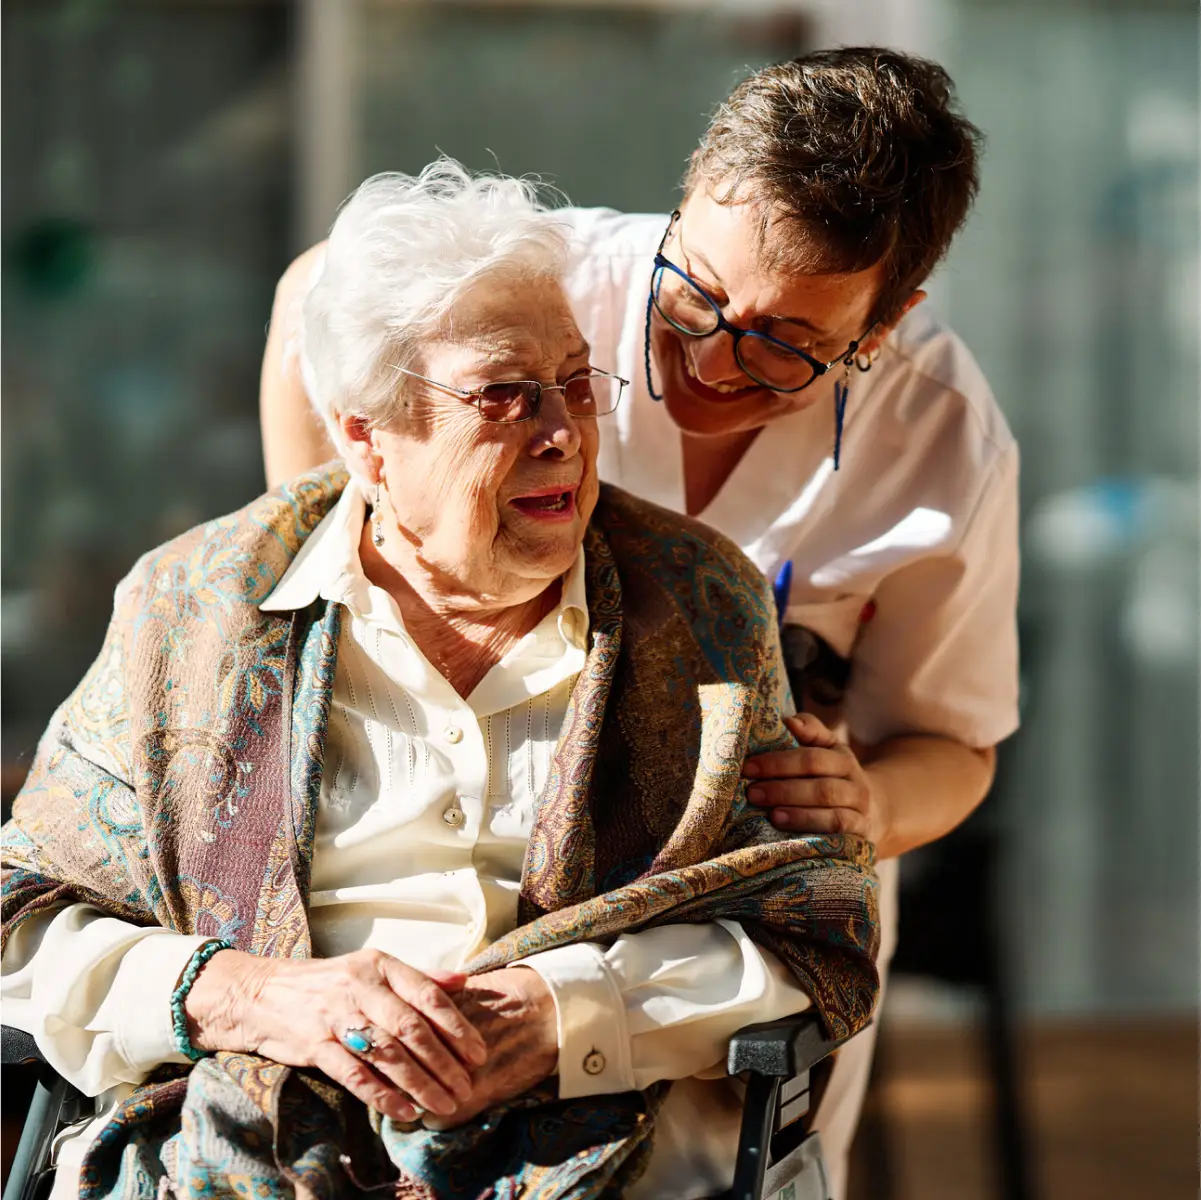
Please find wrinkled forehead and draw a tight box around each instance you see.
[431,274,586,375]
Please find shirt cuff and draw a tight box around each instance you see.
[520,942,636,1098]
[93,932,214,1073]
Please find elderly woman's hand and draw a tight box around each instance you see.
[421,967,558,1131]
[184,948,488,1123]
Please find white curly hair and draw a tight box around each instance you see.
[301,158,571,446]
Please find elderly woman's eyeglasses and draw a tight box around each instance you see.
[391,366,627,424]
[650,212,872,393]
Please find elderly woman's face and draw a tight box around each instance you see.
[373,277,599,602]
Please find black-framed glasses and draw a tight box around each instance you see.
[649,211,872,393]
[390,366,627,423]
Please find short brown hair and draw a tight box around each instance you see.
[686,47,983,326]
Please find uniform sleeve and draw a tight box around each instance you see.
[845,441,1021,749]
[521,919,811,1098]
[1,903,208,1096]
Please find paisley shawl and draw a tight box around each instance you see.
[2,465,879,1199]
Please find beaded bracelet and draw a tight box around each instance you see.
[170,938,234,1062]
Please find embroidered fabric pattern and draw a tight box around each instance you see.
[1,465,879,1200]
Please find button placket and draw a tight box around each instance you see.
[437,708,487,840]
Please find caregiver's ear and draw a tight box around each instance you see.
[859,289,927,357]
[335,411,380,481]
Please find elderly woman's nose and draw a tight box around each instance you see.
[528,392,582,458]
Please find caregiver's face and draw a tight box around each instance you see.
[377,276,599,605]
[650,187,891,439]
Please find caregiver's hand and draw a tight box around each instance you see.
[184,948,488,1123]
[744,712,888,845]
[422,967,558,1131]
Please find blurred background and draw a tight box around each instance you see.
[2,1,1197,1196]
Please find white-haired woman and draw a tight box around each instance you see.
[2,163,878,1199]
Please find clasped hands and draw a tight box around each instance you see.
[185,713,876,1130]
[185,948,558,1128]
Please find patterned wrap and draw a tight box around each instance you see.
[2,465,879,1199]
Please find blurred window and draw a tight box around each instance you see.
[2,1,291,772]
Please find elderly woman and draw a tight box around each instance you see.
[2,162,877,1200]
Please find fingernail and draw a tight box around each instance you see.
[743,762,761,778]
[453,1074,473,1101]
[747,786,765,803]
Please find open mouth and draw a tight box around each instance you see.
[509,488,577,519]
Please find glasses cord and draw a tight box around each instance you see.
[644,291,663,401]
[833,372,850,471]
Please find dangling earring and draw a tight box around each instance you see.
[832,346,879,469]
[833,359,852,471]
[372,481,385,547]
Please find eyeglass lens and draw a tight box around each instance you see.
[652,265,820,391]
[475,375,621,423]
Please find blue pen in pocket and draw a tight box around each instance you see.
[772,560,792,632]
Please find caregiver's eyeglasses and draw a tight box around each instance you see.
[650,212,872,393]
[390,366,627,423]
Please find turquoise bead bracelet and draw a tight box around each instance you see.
[170,938,234,1062]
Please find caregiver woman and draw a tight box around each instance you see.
[259,47,1019,1197]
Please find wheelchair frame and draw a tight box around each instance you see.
[3,1014,847,1200]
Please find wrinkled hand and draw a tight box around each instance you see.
[184,948,487,1124]
[421,967,558,1130]
[744,712,887,844]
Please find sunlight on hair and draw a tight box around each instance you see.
[302,158,572,451]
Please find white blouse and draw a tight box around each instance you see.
[264,481,591,971]
[2,482,811,1200]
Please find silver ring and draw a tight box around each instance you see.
[338,1025,378,1057]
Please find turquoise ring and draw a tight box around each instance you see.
[339,1026,377,1056]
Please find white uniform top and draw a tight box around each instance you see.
[561,207,1021,750]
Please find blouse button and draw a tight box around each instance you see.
[442,806,466,828]
[444,726,463,744]
[582,1050,606,1076]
